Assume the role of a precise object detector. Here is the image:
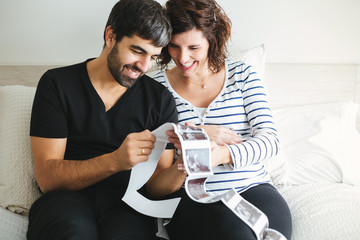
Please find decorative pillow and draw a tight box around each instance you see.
[0,85,41,214]
[272,101,360,185]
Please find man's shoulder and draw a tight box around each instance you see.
[139,73,168,92]
[45,61,86,78]
[38,60,88,88]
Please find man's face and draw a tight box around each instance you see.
[107,35,162,87]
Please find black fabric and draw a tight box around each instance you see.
[28,59,178,239]
[30,59,177,161]
[166,184,292,240]
[27,185,158,240]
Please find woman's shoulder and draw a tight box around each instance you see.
[225,59,254,82]
[149,70,167,84]
[226,59,249,72]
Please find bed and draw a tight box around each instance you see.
[1,45,360,239]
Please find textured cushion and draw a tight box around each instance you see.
[0,85,41,214]
[279,183,360,239]
[0,207,28,240]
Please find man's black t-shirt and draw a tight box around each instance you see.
[30,59,178,162]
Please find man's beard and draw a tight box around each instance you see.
[107,43,144,88]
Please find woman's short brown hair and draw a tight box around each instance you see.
[158,0,232,74]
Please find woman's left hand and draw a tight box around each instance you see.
[210,141,232,168]
[166,129,181,149]
[185,122,242,146]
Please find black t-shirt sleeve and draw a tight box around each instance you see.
[160,88,178,125]
[30,70,68,138]
[158,87,178,149]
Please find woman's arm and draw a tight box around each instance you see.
[146,149,187,199]
[224,64,280,170]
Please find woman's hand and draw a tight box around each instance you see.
[210,141,232,168]
[175,156,187,174]
[167,126,233,169]
[166,129,181,149]
[185,122,242,146]
[166,129,187,172]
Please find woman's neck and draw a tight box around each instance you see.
[166,65,226,108]
[170,66,214,89]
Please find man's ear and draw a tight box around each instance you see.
[105,26,116,48]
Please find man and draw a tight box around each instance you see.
[27,0,176,239]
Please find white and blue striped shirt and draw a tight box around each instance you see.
[153,59,279,194]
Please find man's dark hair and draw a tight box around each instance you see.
[103,0,172,48]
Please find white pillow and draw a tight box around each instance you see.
[0,85,41,214]
[263,151,288,186]
[272,101,360,185]
[307,103,360,186]
[227,44,266,81]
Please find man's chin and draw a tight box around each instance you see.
[116,75,141,88]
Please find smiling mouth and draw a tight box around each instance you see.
[179,62,195,70]
[124,65,142,79]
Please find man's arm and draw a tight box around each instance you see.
[32,129,156,193]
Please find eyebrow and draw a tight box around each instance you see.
[169,42,200,48]
[130,45,147,53]
[130,45,160,57]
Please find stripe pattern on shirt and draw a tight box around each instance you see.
[153,59,279,194]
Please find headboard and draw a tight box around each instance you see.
[265,63,360,131]
[1,64,359,130]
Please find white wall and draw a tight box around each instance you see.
[1,0,360,65]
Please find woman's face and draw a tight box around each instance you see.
[168,28,209,77]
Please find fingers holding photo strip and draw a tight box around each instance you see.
[172,124,212,177]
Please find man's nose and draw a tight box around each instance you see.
[137,56,153,73]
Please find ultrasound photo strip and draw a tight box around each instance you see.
[173,123,287,240]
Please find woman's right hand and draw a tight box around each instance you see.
[185,122,242,146]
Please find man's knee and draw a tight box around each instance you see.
[27,190,97,240]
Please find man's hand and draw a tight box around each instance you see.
[185,122,242,146]
[31,129,156,193]
[113,129,156,170]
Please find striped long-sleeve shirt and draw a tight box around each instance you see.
[153,59,279,194]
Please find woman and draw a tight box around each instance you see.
[146,0,292,239]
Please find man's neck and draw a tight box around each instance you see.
[86,54,128,111]
[86,53,122,90]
